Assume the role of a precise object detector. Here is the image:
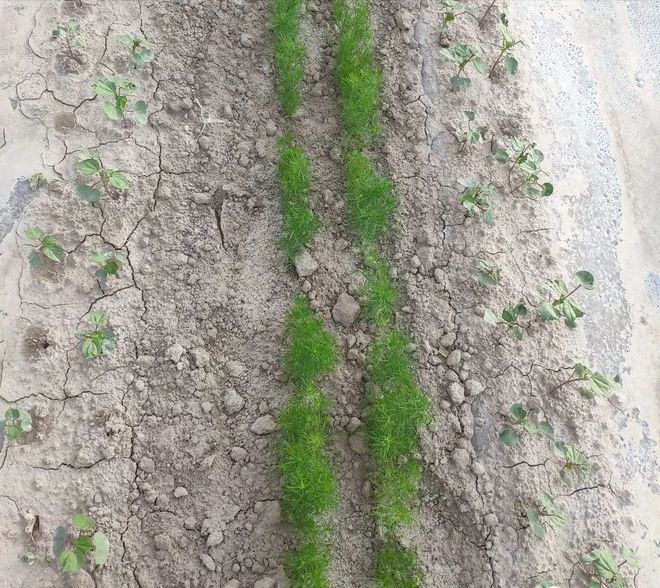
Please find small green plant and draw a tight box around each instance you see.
[440,0,476,29]
[79,310,115,359]
[94,75,147,123]
[494,137,553,198]
[560,363,618,400]
[29,172,48,191]
[53,513,110,572]
[440,43,487,89]
[458,180,494,224]
[484,303,528,340]
[362,248,398,329]
[272,0,305,115]
[579,546,639,588]
[526,491,566,540]
[489,14,522,78]
[554,441,589,487]
[537,271,594,328]
[24,227,65,265]
[499,402,553,447]
[91,250,128,280]
[76,149,130,202]
[0,408,32,450]
[52,19,84,62]
[285,538,332,588]
[118,33,154,66]
[453,110,484,149]
[374,541,423,588]
[477,259,501,287]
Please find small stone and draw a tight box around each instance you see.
[472,461,486,476]
[181,98,194,110]
[224,389,245,415]
[465,379,485,396]
[206,531,224,547]
[227,361,246,378]
[201,401,212,413]
[294,249,319,277]
[191,347,210,368]
[484,513,499,527]
[192,192,211,205]
[346,347,359,361]
[251,415,277,435]
[448,382,465,404]
[184,516,196,530]
[174,487,188,498]
[450,447,470,468]
[224,582,240,588]
[138,457,155,473]
[200,553,216,571]
[348,433,367,454]
[240,33,253,48]
[433,268,443,283]
[166,343,185,362]
[440,332,457,348]
[346,416,361,433]
[254,578,276,588]
[446,349,462,368]
[332,293,360,327]
[416,246,434,269]
[265,119,277,136]
[230,446,247,461]
[395,9,414,30]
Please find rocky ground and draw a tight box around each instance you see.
[0,1,658,587]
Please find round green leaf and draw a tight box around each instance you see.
[108,171,129,190]
[537,302,560,321]
[526,508,546,539]
[59,549,83,572]
[499,428,519,447]
[574,270,595,290]
[73,512,95,530]
[93,531,110,564]
[77,184,101,202]
[103,102,124,121]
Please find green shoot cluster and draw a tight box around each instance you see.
[278,297,338,587]
[374,541,423,588]
[272,0,305,115]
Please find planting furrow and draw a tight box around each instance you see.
[333,0,429,584]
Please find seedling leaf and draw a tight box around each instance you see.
[526,507,546,539]
[53,526,68,558]
[93,532,110,564]
[575,270,595,290]
[59,549,83,572]
[134,100,147,124]
[77,184,101,202]
[499,428,519,447]
[73,512,95,530]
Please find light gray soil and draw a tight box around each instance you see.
[0,1,657,587]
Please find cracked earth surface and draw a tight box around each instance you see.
[0,1,658,587]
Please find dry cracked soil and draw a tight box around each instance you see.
[0,1,658,588]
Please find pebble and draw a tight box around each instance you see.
[446,349,462,367]
[450,447,470,468]
[251,415,277,435]
[191,347,210,368]
[224,389,245,415]
[240,33,253,48]
[440,332,457,348]
[206,531,224,547]
[166,343,185,363]
[294,249,319,277]
[465,379,485,396]
[346,416,361,433]
[199,553,216,571]
[230,446,248,461]
[265,119,277,136]
[332,293,361,327]
[448,382,465,404]
[254,578,276,588]
[395,8,414,30]
[174,487,188,498]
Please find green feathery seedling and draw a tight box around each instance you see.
[374,541,423,588]
[0,408,33,451]
[29,173,48,191]
[499,402,553,447]
[495,137,553,198]
[53,513,110,572]
[484,303,528,340]
[440,0,476,29]
[554,441,589,487]
[118,33,155,66]
[52,19,84,62]
[489,14,522,78]
[440,43,487,89]
[458,179,494,224]
[334,0,382,146]
[477,259,501,287]
[578,546,639,588]
[559,363,618,400]
[453,110,483,149]
[526,491,566,540]
[24,227,65,265]
[90,250,128,280]
[537,271,594,328]
[79,310,115,359]
[94,75,147,123]
[362,249,398,329]
[374,460,422,530]
[272,0,305,115]
[345,150,395,245]
[277,134,320,262]
[76,149,130,202]
[285,538,332,588]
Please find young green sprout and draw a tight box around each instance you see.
[118,33,155,66]
[477,259,501,287]
[90,250,128,280]
[440,43,487,89]
[494,137,553,198]
[53,513,110,573]
[52,19,84,62]
[499,402,553,447]
[554,441,589,487]
[578,546,639,588]
[560,363,618,400]
[453,110,484,149]
[24,227,65,265]
[484,303,527,340]
[537,271,594,328]
[0,408,33,450]
[29,172,48,191]
[458,180,494,224]
[440,1,476,29]
[94,75,147,124]
[526,491,566,540]
[76,149,130,202]
[79,310,115,359]
[489,14,522,78]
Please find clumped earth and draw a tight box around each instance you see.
[0,1,658,588]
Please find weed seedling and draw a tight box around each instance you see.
[579,546,639,588]
[458,180,494,224]
[52,19,84,62]
[76,149,130,202]
[526,491,566,540]
[554,441,589,487]
[499,402,553,447]
[91,250,128,280]
[560,363,618,400]
[477,259,501,287]
[494,137,553,198]
[484,303,528,340]
[374,541,423,588]
[453,110,484,149]
[24,227,65,265]
[0,408,32,450]
[118,33,154,66]
[29,172,48,191]
[440,1,476,29]
[272,0,305,115]
[440,43,487,89]
[79,310,115,359]
[94,75,147,123]
[537,271,594,328]
[489,14,522,78]
[53,513,110,572]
